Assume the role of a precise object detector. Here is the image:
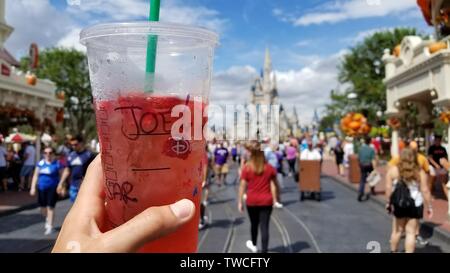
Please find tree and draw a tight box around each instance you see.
[322,28,426,128]
[319,89,347,132]
[20,48,96,139]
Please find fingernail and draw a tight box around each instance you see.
[170,199,194,220]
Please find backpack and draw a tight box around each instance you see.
[389,180,416,218]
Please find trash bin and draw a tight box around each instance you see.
[298,160,321,201]
[348,154,360,184]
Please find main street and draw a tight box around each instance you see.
[1,162,449,253]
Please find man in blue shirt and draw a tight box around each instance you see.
[358,137,377,202]
[57,135,95,202]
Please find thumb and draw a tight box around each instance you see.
[101,199,195,252]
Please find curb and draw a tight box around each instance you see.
[323,174,450,247]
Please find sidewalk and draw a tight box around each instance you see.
[321,158,450,237]
[0,191,37,217]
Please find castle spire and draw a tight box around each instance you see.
[313,109,320,125]
[264,47,272,73]
[263,47,272,93]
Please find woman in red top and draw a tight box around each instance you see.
[238,142,280,253]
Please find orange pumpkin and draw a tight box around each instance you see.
[26,73,37,85]
[429,42,448,54]
[349,121,361,130]
[393,44,401,57]
[353,113,363,121]
[440,112,450,124]
[387,117,401,129]
[362,124,371,134]
[342,116,352,127]
[340,112,370,136]
[56,91,65,100]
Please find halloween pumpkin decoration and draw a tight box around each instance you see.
[440,111,450,124]
[340,112,371,136]
[428,41,448,53]
[393,44,401,57]
[387,117,401,129]
[25,72,37,86]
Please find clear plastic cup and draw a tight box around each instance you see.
[80,22,218,252]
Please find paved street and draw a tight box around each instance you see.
[1,163,449,253]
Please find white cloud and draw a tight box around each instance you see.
[209,51,346,123]
[5,0,78,57]
[274,50,345,122]
[57,28,86,52]
[275,0,417,26]
[295,40,313,47]
[67,0,227,33]
[272,8,283,17]
[4,0,226,58]
[211,65,257,104]
[340,27,394,44]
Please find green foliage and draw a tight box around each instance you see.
[321,28,427,131]
[20,48,94,138]
[369,127,389,138]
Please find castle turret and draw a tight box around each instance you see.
[263,47,272,92]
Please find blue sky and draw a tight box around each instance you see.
[5,0,433,122]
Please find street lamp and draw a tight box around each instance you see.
[347,92,357,100]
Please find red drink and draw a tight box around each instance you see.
[95,93,207,252]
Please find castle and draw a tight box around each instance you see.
[247,48,301,141]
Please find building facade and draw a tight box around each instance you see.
[0,0,64,136]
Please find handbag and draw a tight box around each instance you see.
[367,170,381,187]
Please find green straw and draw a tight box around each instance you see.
[145,0,160,93]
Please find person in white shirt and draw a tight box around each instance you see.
[343,137,354,167]
[300,141,322,161]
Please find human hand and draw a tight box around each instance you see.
[29,187,36,197]
[427,207,433,219]
[52,155,195,253]
[238,201,244,213]
[56,184,64,196]
[385,203,392,214]
[439,158,449,169]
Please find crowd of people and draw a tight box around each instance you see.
[3,129,449,253]
[0,138,38,193]
[327,133,450,253]
[200,135,325,253]
[0,134,96,235]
